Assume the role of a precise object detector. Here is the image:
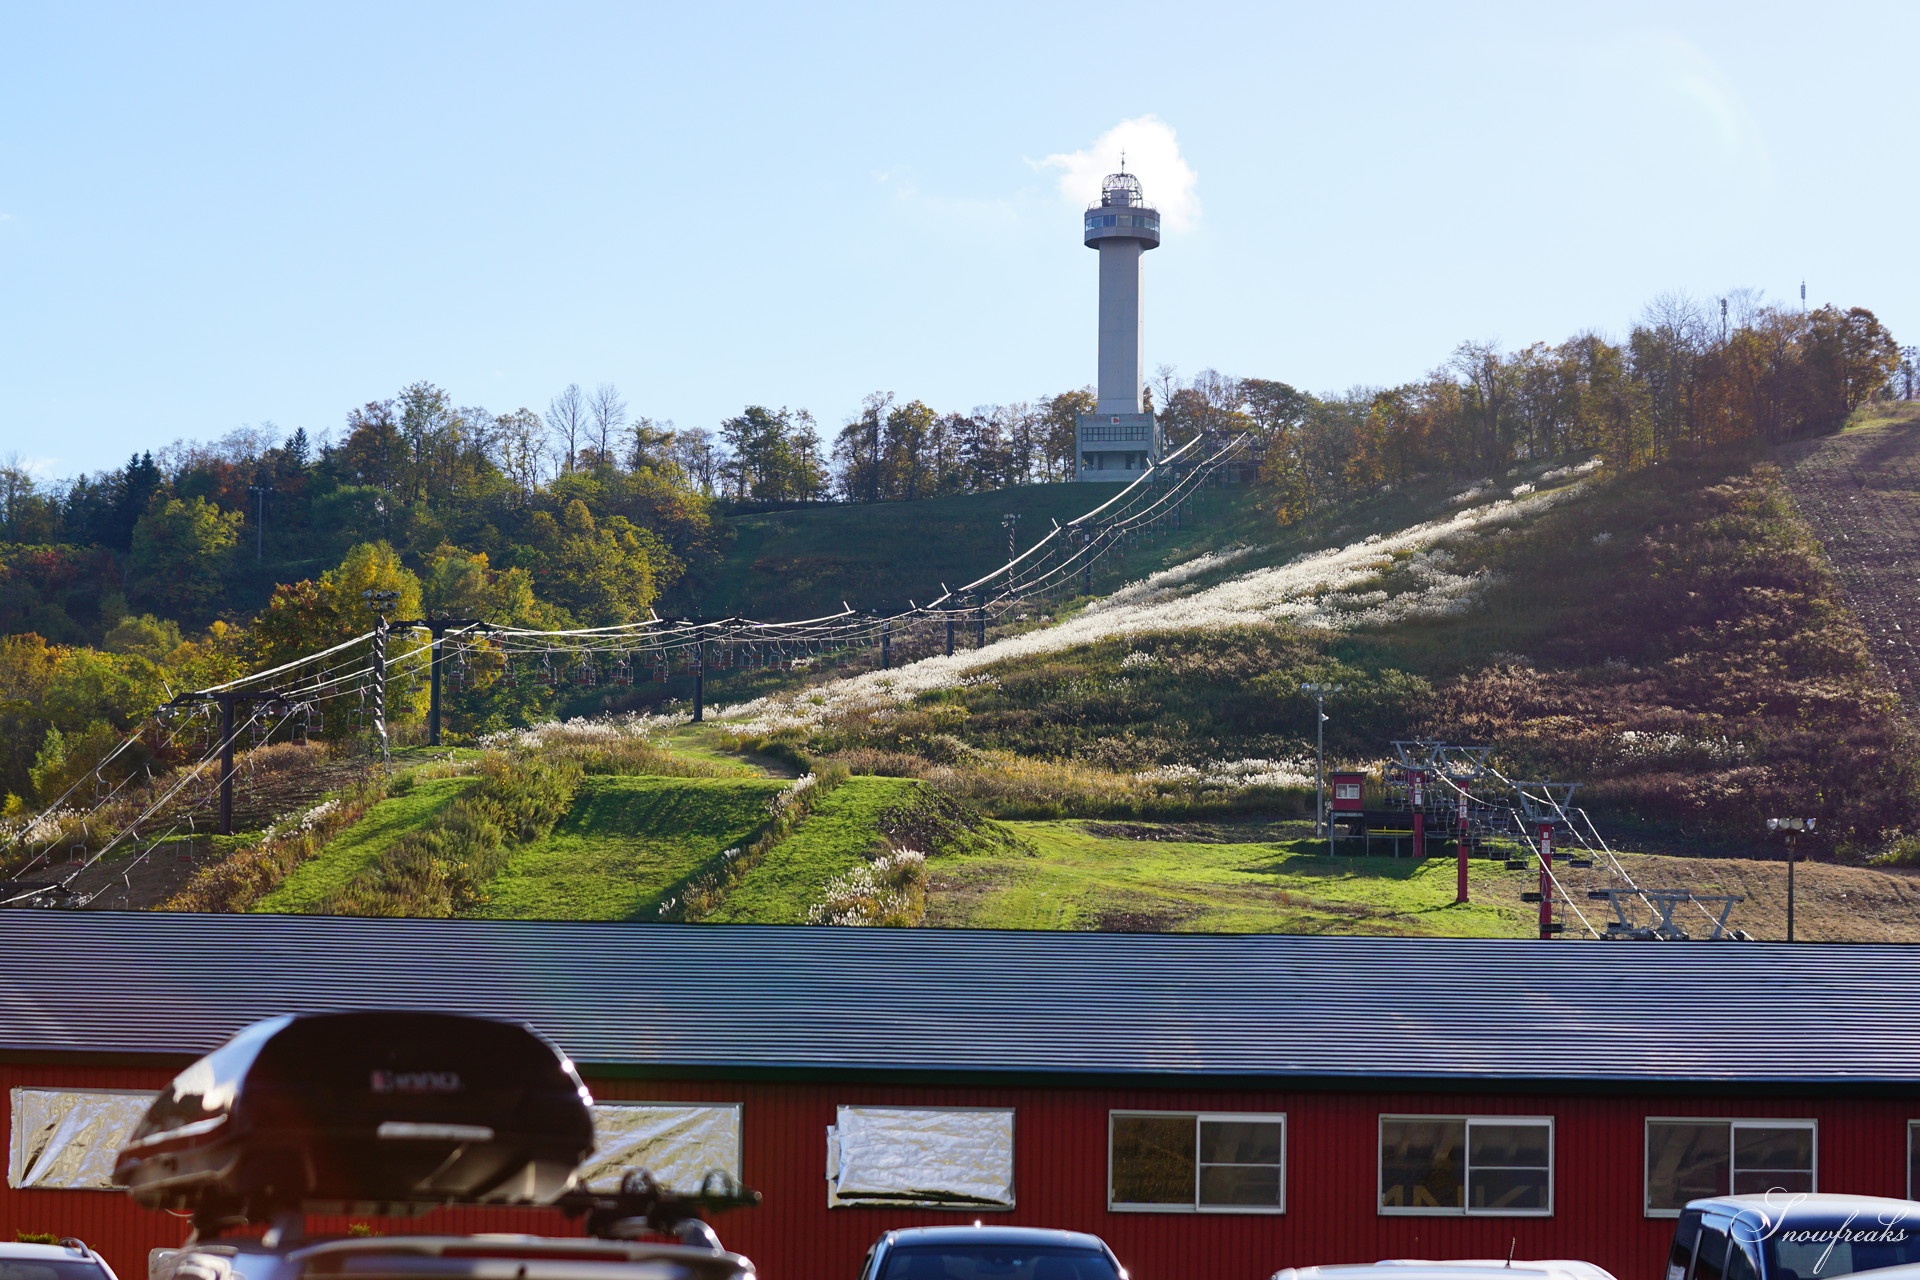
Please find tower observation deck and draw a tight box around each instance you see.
[1076,171,1163,481]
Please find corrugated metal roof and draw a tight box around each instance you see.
[0,911,1912,1084]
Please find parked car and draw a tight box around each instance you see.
[1272,1261,1616,1280]
[858,1226,1128,1280]
[1666,1194,1920,1280]
[148,1231,749,1280]
[0,1239,120,1280]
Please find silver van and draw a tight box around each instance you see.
[1667,1195,1920,1280]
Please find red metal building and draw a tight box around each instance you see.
[5,914,1918,1280]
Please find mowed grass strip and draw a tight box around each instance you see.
[926,821,1541,937]
[253,776,479,914]
[475,775,786,921]
[705,776,924,923]
[656,726,790,777]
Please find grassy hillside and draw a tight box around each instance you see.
[920,817,1920,943]
[931,821,1534,936]
[670,481,1273,621]
[725,450,1916,853]
[476,775,786,921]
[137,432,1920,940]
[173,717,1920,941]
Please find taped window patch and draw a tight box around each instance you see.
[579,1103,742,1193]
[826,1106,1014,1209]
[8,1088,158,1190]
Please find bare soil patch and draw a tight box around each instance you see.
[1778,405,1920,719]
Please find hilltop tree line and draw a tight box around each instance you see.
[0,294,1905,812]
[1181,297,1908,520]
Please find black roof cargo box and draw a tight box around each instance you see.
[115,1011,596,1222]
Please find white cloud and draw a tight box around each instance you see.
[1623,28,1773,186]
[1038,116,1200,234]
[876,168,1019,228]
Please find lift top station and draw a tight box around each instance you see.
[1077,169,1164,481]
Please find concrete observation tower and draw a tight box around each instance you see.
[1076,169,1163,481]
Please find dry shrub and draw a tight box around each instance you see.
[809,849,927,927]
[162,776,388,913]
[905,750,1310,821]
[325,752,583,918]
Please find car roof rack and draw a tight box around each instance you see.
[557,1170,761,1252]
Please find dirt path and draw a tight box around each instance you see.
[62,746,379,911]
[1776,405,1920,717]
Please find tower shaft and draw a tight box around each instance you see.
[1096,239,1144,414]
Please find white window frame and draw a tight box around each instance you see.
[1643,1117,1818,1218]
[1107,1110,1286,1215]
[1910,1121,1920,1202]
[1377,1114,1555,1217]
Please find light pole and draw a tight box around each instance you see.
[1767,817,1815,942]
[1300,682,1343,836]
[248,484,272,562]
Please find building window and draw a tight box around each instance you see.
[1379,1115,1553,1215]
[1109,1111,1285,1214]
[1334,782,1362,802]
[1645,1119,1815,1216]
[1911,1122,1920,1200]
[827,1106,1014,1210]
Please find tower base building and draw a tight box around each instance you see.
[1075,411,1162,480]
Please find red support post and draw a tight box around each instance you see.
[1455,788,1470,904]
[1537,821,1555,939]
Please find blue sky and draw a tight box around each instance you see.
[3,0,1914,478]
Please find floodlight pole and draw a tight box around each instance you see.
[1410,766,1427,861]
[692,640,706,723]
[1300,683,1342,836]
[248,484,271,562]
[1536,819,1555,940]
[1768,817,1813,942]
[1455,783,1471,905]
